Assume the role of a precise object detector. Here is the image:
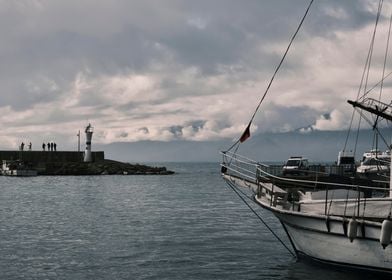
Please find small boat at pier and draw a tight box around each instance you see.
[2,160,38,177]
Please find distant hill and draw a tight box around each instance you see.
[96,129,391,163]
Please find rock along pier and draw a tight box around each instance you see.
[0,150,174,175]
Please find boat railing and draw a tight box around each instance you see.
[221,151,392,216]
[221,151,389,194]
[258,165,389,192]
[221,151,259,183]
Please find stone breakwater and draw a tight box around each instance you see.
[0,151,174,175]
[42,159,174,175]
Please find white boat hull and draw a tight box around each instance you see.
[3,169,38,176]
[267,205,392,273]
[284,223,392,272]
[221,155,392,274]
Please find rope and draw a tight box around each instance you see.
[355,108,390,148]
[362,0,383,100]
[379,12,392,101]
[361,196,367,220]
[361,70,392,98]
[327,190,335,216]
[353,114,362,158]
[358,0,384,101]
[344,0,384,153]
[226,0,314,152]
[225,180,296,257]
[343,188,350,219]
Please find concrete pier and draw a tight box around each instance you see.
[0,150,104,163]
[0,150,173,175]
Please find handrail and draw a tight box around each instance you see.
[257,163,387,191]
[221,151,389,192]
[222,150,270,168]
[221,163,258,182]
[228,164,257,180]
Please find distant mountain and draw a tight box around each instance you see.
[239,129,389,163]
[96,129,391,163]
[96,140,227,163]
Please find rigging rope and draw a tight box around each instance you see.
[353,115,362,158]
[378,12,392,101]
[225,180,296,257]
[343,0,384,154]
[356,108,390,147]
[362,0,383,101]
[342,70,392,151]
[226,0,314,153]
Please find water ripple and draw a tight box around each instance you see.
[0,163,384,279]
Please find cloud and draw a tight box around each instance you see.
[0,0,390,150]
[312,110,347,130]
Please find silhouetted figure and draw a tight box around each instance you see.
[47,142,50,152]
[28,142,32,151]
[42,143,46,151]
[50,142,53,151]
[54,143,57,151]
[20,142,24,151]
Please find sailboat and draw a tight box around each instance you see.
[221,0,392,275]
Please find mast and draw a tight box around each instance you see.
[347,98,392,122]
[348,98,392,197]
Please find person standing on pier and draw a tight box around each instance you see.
[28,142,32,151]
[47,142,50,151]
[42,143,46,151]
[54,143,57,151]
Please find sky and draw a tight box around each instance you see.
[1,0,392,156]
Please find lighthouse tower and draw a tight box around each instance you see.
[84,123,94,162]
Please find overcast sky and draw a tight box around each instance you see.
[0,0,391,150]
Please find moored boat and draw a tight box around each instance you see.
[220,0,392,275]
[2,160,38,177]
[357,150,390,181]
[221,151,392,274]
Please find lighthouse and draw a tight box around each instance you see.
[84,123,94,162]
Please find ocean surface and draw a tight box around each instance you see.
[0,162,388,279]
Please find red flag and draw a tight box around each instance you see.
[239,123,251,143]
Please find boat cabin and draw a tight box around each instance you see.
[337,151,356,174]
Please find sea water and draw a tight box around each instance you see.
[0,162,387,279]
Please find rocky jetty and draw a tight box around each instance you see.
[40,159,174,175]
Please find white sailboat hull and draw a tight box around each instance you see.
[222,157,392,274]
[284,223,391,271]
[272,209,392,273]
